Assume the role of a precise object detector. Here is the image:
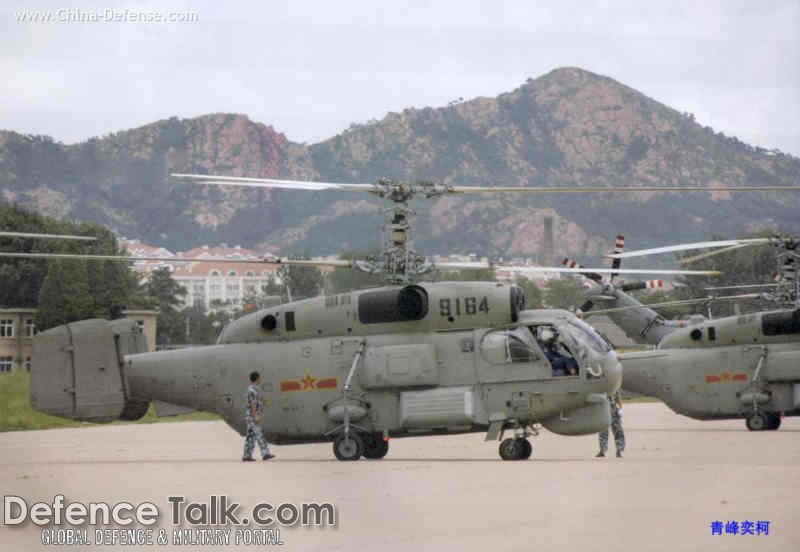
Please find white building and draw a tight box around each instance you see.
[122,241,282,312]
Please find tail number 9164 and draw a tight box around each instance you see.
[439,296,489,317]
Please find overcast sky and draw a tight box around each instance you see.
[2,0,798,155]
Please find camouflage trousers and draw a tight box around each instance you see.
[243,420,271,459]
[598,406,625,454]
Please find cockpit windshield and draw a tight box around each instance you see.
[562,318,613,353]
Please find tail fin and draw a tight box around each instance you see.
[31,318,150,423]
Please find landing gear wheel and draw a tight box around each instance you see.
[499,437,530,460]
[519,438,532,460]
[362,433,390,459]
[765,412,782,430]
[333,433,364,461]
[746,412,767,431]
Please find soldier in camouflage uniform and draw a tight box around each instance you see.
[597,390,625,458]
[243,371,275,461]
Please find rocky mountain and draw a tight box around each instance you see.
[2,67,799,264]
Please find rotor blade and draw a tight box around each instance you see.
[704,283,778,291]
[583,294,761,316]
[450,185,800,194]
[434,261,495,270]
[584,298,712,315]
[171,173,374,192]
[562,257,602,282]
[607,239,769,259]
[174,174,800,195]
[496,265,721,276]
[678,244,749,265]
[0,231,96,241]
[0,251,352,267]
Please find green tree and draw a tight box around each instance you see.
[543,278,586,310]
[35,260,94,330]
[1,202,146,316]
[673,231,782,316]
[327,250,384,292]
[278,260,324,301]
[513,277,544,309]
[145,267,187,347]
[182,304,233,345]
[436,267,496,282]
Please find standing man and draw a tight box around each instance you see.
[596,390,625,458]
[243,371,275,462]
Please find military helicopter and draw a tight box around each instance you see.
[561,234,699,345]
[601,237,800,431]
[564,234,758,345]
[5,177,798,459]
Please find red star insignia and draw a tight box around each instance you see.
[300,372,318,390]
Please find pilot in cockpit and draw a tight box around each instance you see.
[537,327,578,376]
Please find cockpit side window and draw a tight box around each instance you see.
[480,328,540,365]
[762,309,800,336]
[533,324,580,377]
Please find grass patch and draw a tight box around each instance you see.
[0,371,218,432]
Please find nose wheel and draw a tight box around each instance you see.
[499,437,532,461]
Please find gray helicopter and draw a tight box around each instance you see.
[562,234,703,345]
[7,178,798,458]
[602,237,800,431]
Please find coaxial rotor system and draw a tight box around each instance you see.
[608,235,800,307]
[4,174,800,285]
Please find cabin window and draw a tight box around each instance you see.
[358,286,429,324]
[480,328,540,365]
[285,311,296,332]
[762,309,800,336]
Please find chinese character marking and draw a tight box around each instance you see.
[710,521,723,536]
[740,520,754,535]
[756,520,770,536]
[725,520,739,535]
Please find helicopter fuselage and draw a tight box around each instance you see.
[619,308,800,429]
[31,281,622,459]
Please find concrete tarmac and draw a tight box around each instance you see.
[1,402,798,551]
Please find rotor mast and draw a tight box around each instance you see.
[355,178,452,284]
[765,237,799,308]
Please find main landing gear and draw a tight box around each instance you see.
[746,411,781,431]
[333,432,390,461]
